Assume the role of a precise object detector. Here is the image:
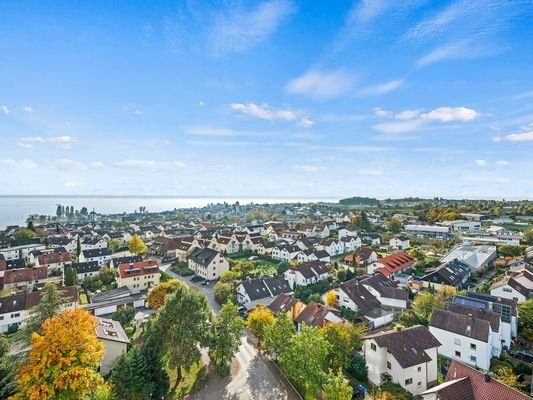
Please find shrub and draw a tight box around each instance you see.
[348,353,368,382]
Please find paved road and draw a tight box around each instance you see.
[160,264,300,400]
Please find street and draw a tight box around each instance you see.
[159,264,301,400]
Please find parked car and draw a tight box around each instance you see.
[201,280,209,286]
[191,275,203,282]
[509,349,533,363]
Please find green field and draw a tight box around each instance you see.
[227,254,281,277]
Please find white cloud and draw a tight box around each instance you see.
[496,160,509,166]
[123,103,143,115]
[505,130,533,142]
[358,167,384,176]
[372,107,392,118]
[416,40,473,67]
[115,160,187,171]
[90,162,105,169]
[1,105,10,115]
[298,118,315,128]
[48,136,77,150]
[291,165,325,173]
[492,136,502,143]
[133,110,143,115]
[350,0,389,24]
[475,159,487,166]
[357,79,404,96]
[199,101,205,106]
[231,102,297,121]
[210,0,294,55]
[395,109,422,120]
[208,164,233,172]
[420,107,480,122]
[23,106,33,113]
[373,119,425,134]
[185,126,234,137]
[18,136,45,149]
[285,69,356,100]
[48,159,88,170]
[0,159,37,168]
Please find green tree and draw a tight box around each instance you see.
[264,312,296,359]
[13,228,36,240]
[214,281,235,305]
[110,346,149,400]
[388,219,402,234]
[141,322,170,399]
[64,266,77,286]
[99,267,116,285]
[347,353,368,382]
[320,323,365,371]
[76,236,82,261]
[155,284,211,388]
[397,310,421,328]
[82,276,104,293]
[0,334,17,399]
[108,239,121,253]
[412,292,444,324]
[27,220,35,232]
[523,228,533,245]
[247,304,275,347]
[128,234,147,255]
[322,369,352,400]
[518,299,533,341]
[24,283,66,341]
[112,306,136,327]
[209,302,245,376]
[279,325,331,397]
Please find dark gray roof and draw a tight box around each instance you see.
[240,278,270,301]
[445,303,500,333]
[290,261,329,279]
[71,261,100,274]
[189,247,220,266]
[430,309,490,342]
[263,276,292,296]
[421,259,471,286]
[82,248,111,258]
[0,293,26,314]
[339,278,381,313]
[361,274,408,301]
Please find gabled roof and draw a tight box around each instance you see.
[3,266,48,284]
[365,326,441,368]
[118,260,159,279]
[294,301,339,328]
[71,261,100,274]
[189,247,220,266]
[361,274,408,301]
[430,309,490,342]
[421,259,471,286]
[267,293,301,314]
[95,317,130,344]
[374,252,416,277]
[82,248,111,258]
[240,276,292,301]
[289,260,329,279]
[37,251,71,265]
[338,278,381,313]
[445,303,500,333]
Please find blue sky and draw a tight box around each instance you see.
[0,0,532,199]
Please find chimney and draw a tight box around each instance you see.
[485,374,491,383]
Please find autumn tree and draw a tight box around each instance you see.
[209,302,245,376]
[320,323,365,371]
[322,369,353,400]
[128,234,147,255]
[99,267,116,285]
[279,325,331,397]
[388,219,402,234]
[325,290,337,307]
[14,308,108,400]
[107,239,121,253]
[264,312,296,359]
[24,283,66,341]
[412,292,445,324]
[397,310,422,328]
[495,366,522,390]
[0,334,17,399]
[147,279,184,309]
[214,281,236,305]
[247,304,275,347]
[518,299,533,341]
[155,284,211,388]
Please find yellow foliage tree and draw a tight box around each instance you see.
[12,308,108,400]
[495,366,522,390]
[147,279,185,309]
[325,290,337,307]
[128,234,147,255]
[247,304,275,347]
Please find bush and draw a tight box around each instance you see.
[377,382,414,400]
[7,324,19,334]
[340,307,363,323]
[348,353,368,382]
[513,362,531,376]
[294,280,330,303]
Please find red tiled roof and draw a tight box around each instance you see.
[118,260,160,279]
[375,252,415,277]
[4,267,48,284]
[37,251,71,265]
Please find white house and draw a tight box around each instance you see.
[81,237,108,251]
[94,317,130,375]
[440,245,497,272]
[188,247,229,281]
[340,235,361,253]
[117,260,160,294]
[283,260,330,289]
[389,236,410,250]
[490,264,532,303]
[236,276,292,309]
[80,248,112,267]
[71,261,101,282]
[0,243,46,263]
[364,326,440,396]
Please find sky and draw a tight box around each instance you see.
[0,0,532,200]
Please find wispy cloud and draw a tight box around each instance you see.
[47,159,87,170]
[210,0,295,55]
[18,136,45,149]
[298,118,315,128]
[357,79,404,96]
[475,159,487,167]
[505,130,533,142]
[231,102,297,121]
[48,136,77,150]
[185,126,235,137]
[115,160,187,171]
[1,105,10,115]
[23,106,33,113]
[496,160,510,166]
[285,69,356,100]
[291,164,325,173]
[0,159,37,168]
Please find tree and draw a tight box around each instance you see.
[322,369,352,400]
[494,366,522,390]
[264,312,296,359]
[64,266,77,286]
[76,236,82,261]
[517,299,533,341]
[56,205,62,218]
[81,276,104,293]
[388,219,402,234]
[24,283,66,340]
[325,290,337,307]
[214,281,236,305]
[155,284,211,388]
[112,306,135,327]
[209,302,245,376]
[397,310,421,328]
[0,334,17,399]
[523,228,533,245]
[99,267,116,285]
[147,279,184,310]
[337,269,346,282]
[108,239,121,253]
[128,234,147,255]
[412,292,444,324]
[279,325,331,397]
[347,353,368,382]
[140,322,169,399]
[320,323,365,371]
[14,308,108,400]
[13,228,36,240]
[27,220,35,232]
[109,347,149,400]
[247,304,275,347]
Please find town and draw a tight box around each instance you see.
[1,197,532,400]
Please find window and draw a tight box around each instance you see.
[454,338,461,345]
[503,287,512,293]
[470,343,477,350]
[455,351,461,358]
[418,382,422,387]
[371,343,376,351]
[470,356,477,363]
[387,361,391,369]
[417,366,422,372]
[405,379,412,385]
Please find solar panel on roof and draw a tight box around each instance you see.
[454,296,488,310]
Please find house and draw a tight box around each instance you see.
[317,239,343,256]
[71,261,101,282]
[81,237,108,250]
[48,236,77,253]
[236,276,292,309]
[35,251,72,272]
[340,235,361,253]
[272,245,301,262]
[84,286,147,316]
[362,232,381,245]
[440,245,497,272]
[364,326,440,396]
[188,248,229,281]
[94,317,130,375]
[283,260,330,289]
[420,360,531,400]
[420,259,471,291]
[368,252,416,278]
[490,264,533,303]
[267,293,305,320]
[429,305,502,371]
[117,260,160,294]
[0,243,46,263]
[338,228,357,240]
[462,226,522,246]
[448,220,481,233]
[110,255,142,269]
[150,237,180,258]
[80,248,112,267]
[2,266,61,291]
[389,235,410,250]
[294,301,343,330]
[0,286,78,333]
[344,246,378,266]
[405,224,451,240]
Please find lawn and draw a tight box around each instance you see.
[166,360,207,399]
[228,254,282,277]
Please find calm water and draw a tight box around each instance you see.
[0,196,337,229]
